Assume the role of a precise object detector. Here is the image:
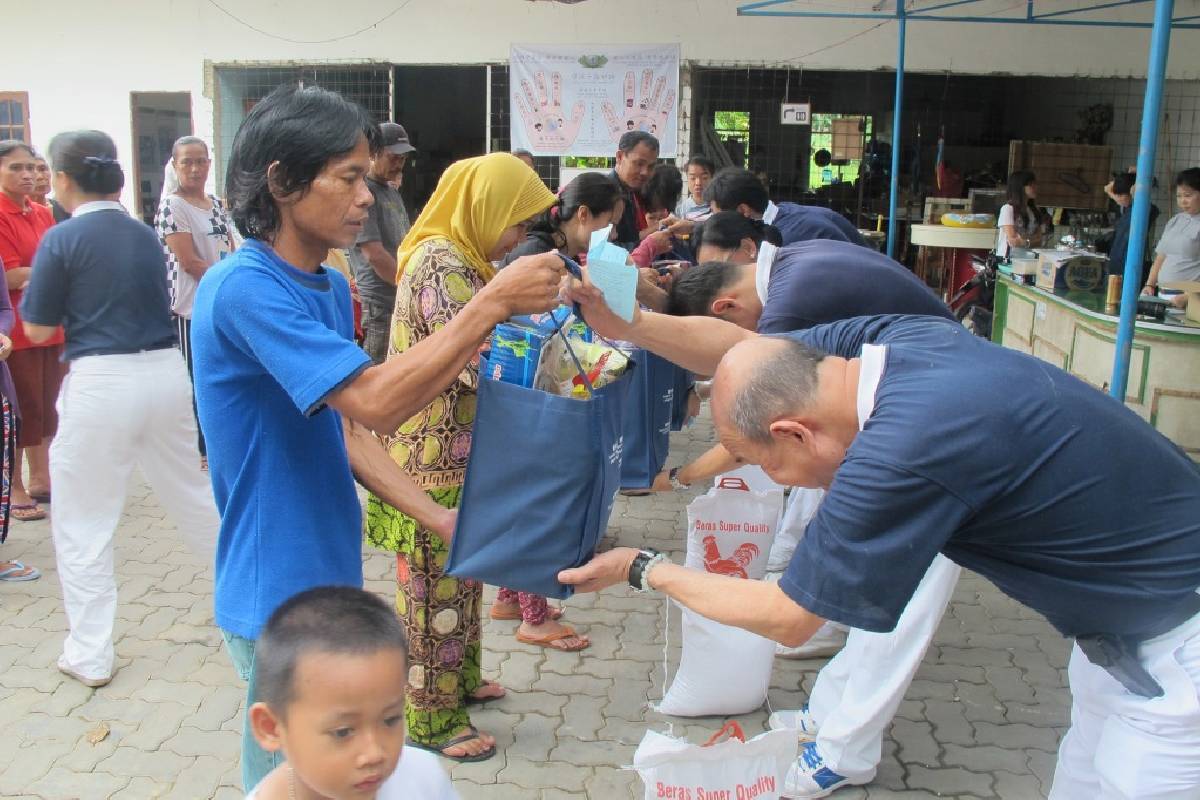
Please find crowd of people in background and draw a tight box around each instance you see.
[1,78,1199,800]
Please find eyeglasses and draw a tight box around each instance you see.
[176,158,210,168]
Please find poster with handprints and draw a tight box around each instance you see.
[510,44,679,158]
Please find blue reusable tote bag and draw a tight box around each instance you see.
[447,347,634,599]
[670,365,696,432]
[619,348,676,490]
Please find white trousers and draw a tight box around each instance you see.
[51,350,218,680]
[1049,610,1200,799]
[808,553,962,782]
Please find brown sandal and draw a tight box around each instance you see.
[490,604,564,622]
[516,625,590,652]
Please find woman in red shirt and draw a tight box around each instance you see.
[0,140,62,523]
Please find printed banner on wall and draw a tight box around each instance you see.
[510,43,680,158]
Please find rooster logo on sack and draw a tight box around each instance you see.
[702,536,760,579]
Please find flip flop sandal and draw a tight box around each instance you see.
[489,604,564,622]
[0,561,41,581]
[11,503,46,522]
[29,491,50,504]
[465,680,507,706]
[515,625,591,652]
[406,726,496,763]
[620,489,653,497]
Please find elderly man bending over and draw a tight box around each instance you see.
[559,288,1200,800]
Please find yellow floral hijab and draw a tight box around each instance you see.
[396,153,556,282]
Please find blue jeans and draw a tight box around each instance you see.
[222,630,285,791]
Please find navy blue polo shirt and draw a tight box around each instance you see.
[22,203,177,360]
[778,315,1200,639]
[770,202,867,247]
[757,240,954,334]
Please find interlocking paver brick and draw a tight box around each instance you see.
[2,418,1073,798]
[905,764,994,796]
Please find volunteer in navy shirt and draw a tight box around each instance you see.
[20,130,218,690]
[189,86,566,792]
[558,307,1200,800]
[704,166,866,247]
[685,215,950,335]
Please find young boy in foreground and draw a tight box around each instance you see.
[246,586,459,800]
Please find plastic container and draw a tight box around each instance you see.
[488,323,550,388]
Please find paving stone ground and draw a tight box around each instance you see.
[0,415,1071,799]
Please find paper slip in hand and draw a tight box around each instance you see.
[587,225,638,322]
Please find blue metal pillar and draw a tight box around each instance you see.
[887,4,906,259]
[1110,0,1173,401]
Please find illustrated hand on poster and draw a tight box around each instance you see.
[601,69,676,142]
[514,71,585,152]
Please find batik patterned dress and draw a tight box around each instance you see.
[365,238,485,747]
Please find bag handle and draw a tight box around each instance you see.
[557,253,635,363]
[717,477,751,492]
[702,721,746,747]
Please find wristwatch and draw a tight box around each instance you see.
[668,467,690,491]
[628,547,667,592]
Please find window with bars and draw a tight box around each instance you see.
[0,93,30,142]
[690,67,1200,238]
[212,64,391,193]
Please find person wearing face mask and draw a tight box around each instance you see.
[365,153,578,765]
[349,122,416,364]
[155,136,237,464]
[501,171,625,265]
[0,140,62,523]
[1144,167,1200,305]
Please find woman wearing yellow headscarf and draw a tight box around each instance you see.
[366,153,579,763]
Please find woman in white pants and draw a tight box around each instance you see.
[21,130,218,688]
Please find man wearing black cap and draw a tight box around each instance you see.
[351,121,416,363]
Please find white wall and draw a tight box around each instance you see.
[8,0,1200,209]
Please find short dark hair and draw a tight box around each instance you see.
[0,140,35,163]
[642,164,683,213]
[1111,172,1136,196]
[47,130,124,195]
[667,261,742,317]
[705,167,769,214]
[226,85,381,240]
[694,210,783,252]
[685,155,716,175]
[1176,167,1200,193]
[537,172,622,234]
[730,337,827,443]
[618,131,659,156]
[255,586,408,717]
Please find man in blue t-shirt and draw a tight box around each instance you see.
[559,300,1200,800]
[191,86,565,792]
[705,166,866,247]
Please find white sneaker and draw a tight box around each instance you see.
[768,704,820,742]
[782,741,869,799]
[777,621,847,659]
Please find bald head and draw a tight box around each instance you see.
[712,336,827,443]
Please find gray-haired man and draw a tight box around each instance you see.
[559,293,1200,799]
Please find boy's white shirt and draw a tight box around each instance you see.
[244,747,459,800]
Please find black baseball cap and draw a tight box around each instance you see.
[380,122,416,155]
